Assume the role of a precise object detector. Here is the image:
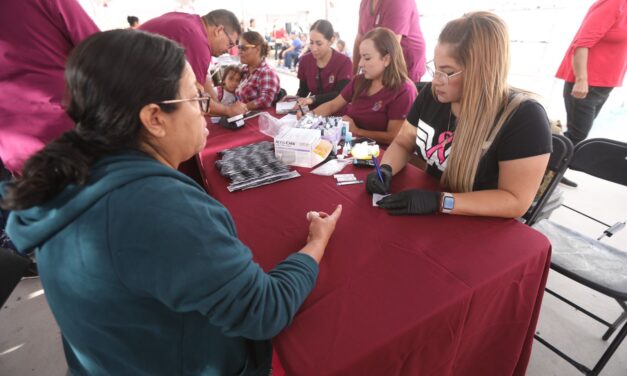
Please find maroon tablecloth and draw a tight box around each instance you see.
[196,113,551,376]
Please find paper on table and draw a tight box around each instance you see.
[276,101,297,114]
[281,114,298,122]
[372,193,390,207]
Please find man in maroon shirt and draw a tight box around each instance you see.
[140,9,246,117]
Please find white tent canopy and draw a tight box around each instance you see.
[79,0,624,125]
[79,0,359,42]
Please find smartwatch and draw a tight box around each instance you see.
[441,192,455,214]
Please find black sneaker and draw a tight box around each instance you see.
[560,176,578,188]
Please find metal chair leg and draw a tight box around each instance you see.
[590,319,627,376]
[602,300,627,341]
[536,319,627,376]
[534,334,592,374]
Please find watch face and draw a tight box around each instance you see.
[443,196,455,210]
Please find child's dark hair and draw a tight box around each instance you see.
[221,65,242,83]
[127,16,139,27]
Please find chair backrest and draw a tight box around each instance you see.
[0,247,30,307]
[272,88,287,106]
[415,81,429,93]
[570,138,627,186]
[522,134,574,225]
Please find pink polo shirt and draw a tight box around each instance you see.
[140,12,213,85]
[358,0,426,82]
[0,0,99,173]
[297,50,353,95]
[341,74,416,133]
[556,0,627,87]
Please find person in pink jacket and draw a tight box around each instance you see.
[556,0,627,187]
[0,0,99,174]
[354,0,426,83]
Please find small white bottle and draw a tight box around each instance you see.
[342,131,353,157]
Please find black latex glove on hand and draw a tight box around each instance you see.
[377,189,441,215]
[365,164,393,194]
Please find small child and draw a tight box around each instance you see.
[217,65,242,105]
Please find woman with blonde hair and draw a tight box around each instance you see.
[310,27,416,145]
[368,12,551,218]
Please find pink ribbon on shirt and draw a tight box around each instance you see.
[425,131,454,165]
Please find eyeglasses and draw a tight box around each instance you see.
[425,60,463,85]
[238,44,257,51]
[159,90,211,113]
[223,29,236,48]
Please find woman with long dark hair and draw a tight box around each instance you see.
[295,19,353,109]
[1,29,341,375]
[235,31,281,110]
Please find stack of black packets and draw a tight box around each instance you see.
[215,141,300,192]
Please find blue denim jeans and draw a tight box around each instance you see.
[563,82,613,146]
[284,50,299,69]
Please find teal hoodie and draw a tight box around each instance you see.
[4,152,318,376]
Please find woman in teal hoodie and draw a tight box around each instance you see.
[1,30,342,376]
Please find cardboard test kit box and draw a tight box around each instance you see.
[274,128,322,168]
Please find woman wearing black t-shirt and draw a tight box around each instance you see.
[366,12,552,218]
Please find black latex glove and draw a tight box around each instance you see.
[377,189,441,215]
[365,164,393,194]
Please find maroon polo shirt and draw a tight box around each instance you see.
[358,0,426,82]
[0,0,99,173]
[140,12,213,85]
[341,74,416,132]
[297,50,353,96]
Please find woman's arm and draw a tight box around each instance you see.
[296,79,310,98]
[209,100,247,117]
[447,154,549,218]
[204,79,219,102]
[380,120,420,173]
[312,95,347,116]
[347,118,404,145]
[311,79,351,106]
[571,47,589,99]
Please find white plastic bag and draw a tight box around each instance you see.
[310,158,352,176]
[259,112,297,137]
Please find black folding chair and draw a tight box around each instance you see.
[415,81,429,93]
[0,247,31,307]
[272,88,287,106]
[522,134,574,225]
[531,138,627,375]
